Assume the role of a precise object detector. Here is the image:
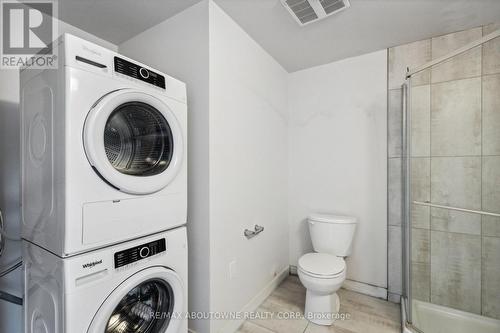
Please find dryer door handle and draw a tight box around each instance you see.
[76,269,109,286]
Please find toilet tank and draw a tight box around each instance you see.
[308,214,357,256]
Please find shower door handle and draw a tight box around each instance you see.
[413,201,500,217]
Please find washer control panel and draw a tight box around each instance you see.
[114,56,166,89]
[114,238,166,268]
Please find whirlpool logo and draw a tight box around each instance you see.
[82,259,103,269]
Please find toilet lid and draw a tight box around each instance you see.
[298,253,345,277]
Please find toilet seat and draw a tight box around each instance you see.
[298,253,345,278]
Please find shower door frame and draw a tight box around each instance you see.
[402,78,412,327]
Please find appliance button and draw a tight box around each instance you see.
[139,67,150,79]
[139,247,150,258]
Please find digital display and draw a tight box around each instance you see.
[114,238,166,268]
[114,56,166,89]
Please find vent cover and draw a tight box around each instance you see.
[281,0,350,26]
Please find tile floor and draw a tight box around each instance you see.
[238,276,401,333]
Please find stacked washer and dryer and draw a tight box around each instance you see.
[20,34,188,333]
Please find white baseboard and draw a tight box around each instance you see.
[343,279,387,299]
[289,265,387,300]
[189,267,387,333]
[218,267,289,333]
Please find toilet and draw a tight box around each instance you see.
[298,213,357,325]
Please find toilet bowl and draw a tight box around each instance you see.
[298,253,346,325]
[298,214,356,325]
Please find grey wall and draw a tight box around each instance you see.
[387,23,500,320]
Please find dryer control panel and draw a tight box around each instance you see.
[114,56,166,89]
[114,238,166,268]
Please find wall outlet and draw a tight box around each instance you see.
[229,260,238,280]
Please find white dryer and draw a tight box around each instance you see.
[20,34,187,256]
[24,227,188,333]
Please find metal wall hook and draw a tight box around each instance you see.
[244,225,264,239]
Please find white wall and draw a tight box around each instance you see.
[208,2,289,332]
[121,3,387,331]
[119,2,211,333]
[0,12,116,333]
[121,3,289,332]
[288,50,388,289]
[0,2,389,332]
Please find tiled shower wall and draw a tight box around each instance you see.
[387,23,500,319]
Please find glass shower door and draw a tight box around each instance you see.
[403,30,500,333]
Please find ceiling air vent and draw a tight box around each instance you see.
[281,0,350,26]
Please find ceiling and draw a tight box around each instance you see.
[55,0,203,45]
[56,0,500,72]
[215,0,500,71]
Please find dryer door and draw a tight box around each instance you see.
[88,267,184,333]
[84,89,183,195]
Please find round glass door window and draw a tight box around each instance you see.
[104,102,173,177]
[105,279,174,333]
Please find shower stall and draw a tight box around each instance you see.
[401,28,500,333]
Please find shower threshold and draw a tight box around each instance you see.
[402,297,500,333]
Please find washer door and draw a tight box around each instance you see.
[84,89,183,194]
[88,267,184,333]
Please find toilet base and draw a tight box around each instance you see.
[304,291,340,326]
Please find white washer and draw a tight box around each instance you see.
[20,34,187,256]
[23,227,188,333]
